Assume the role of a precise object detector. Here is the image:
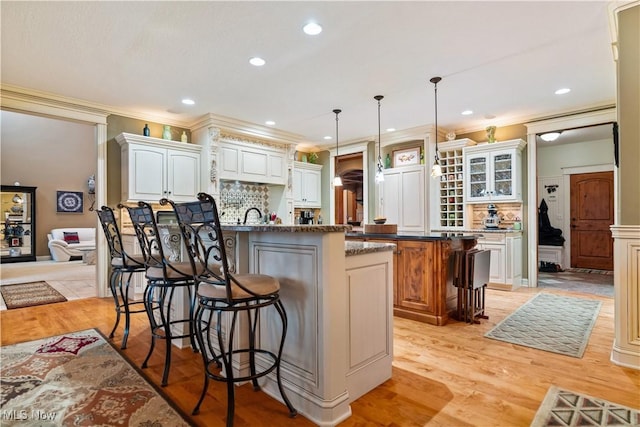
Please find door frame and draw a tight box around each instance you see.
[525,107,617,287]
[562,165,614,270]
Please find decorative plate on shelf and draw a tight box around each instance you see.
[446,131,456,141]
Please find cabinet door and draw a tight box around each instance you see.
[490,151,515,200]
[219,145,240,179]
[302,169,321,207]
[396,241,436,314]
[269,153,285,182]
[167,149,200,202]
[481,243,506,284]
[399,168,425,232]
[466,153,489,202]
[293,168,304,205]
[382,172,401,224]
[129,145,166,201]
[241,149,269,180]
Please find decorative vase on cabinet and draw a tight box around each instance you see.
[162,125,171,140]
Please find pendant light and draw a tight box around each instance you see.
[374,95,385,183]
[430,76,443,178]
[333,109,343,187]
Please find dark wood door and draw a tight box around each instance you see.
[570,171,614,270]
[396,240,436,314]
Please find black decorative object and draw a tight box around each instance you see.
[538,199,564,246]
[56,191,83,213]
[143,124,150,137]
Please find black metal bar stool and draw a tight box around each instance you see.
[122,202,200,386]
[96,206,147,349]
[162,193,297,426]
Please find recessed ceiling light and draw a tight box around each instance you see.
[461,110,473,116]
[386,128,396,132]
[303,22,322,35]
[555,88,571,95]
[249,57,266,66]
[265,120,276,126]
[181,99,195,105]
[324,136,332,140]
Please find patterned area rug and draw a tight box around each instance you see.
[565,268,613,275]
[485,293,602,358]
[0,281,67,309]
[531,385,640,426]
[0,329,191,426]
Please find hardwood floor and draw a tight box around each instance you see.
[1,288,638,426]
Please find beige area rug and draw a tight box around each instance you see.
[485,293,602,358]
[0,329,192,426]
[0,281,67,309]
[531,385,640,426]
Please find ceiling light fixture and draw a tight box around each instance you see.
[303,22,322,35]
[333,109,343,187]
[555,88,571,95]
[430,77,443,178]
[249,57,266,66]
[323,135,332,140]
[374,95,385,183]
[181,99,195,105]
[461,110,473,116]
[540,132,562,142]
[265,120,276,126]
[386,127,396,132]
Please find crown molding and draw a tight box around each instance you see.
[0,84,110,124]
[189,113,304,145]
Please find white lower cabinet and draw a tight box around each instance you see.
[474,232,522,290]
[382,165,425,233]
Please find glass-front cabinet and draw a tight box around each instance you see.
[1,185,37,263]
[463,139,526,203]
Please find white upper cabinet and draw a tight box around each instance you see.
[382,164,425,232]
[463,139,526,203]
[219,141,286,185]
[293,161,322,208]
[116,133,202,203]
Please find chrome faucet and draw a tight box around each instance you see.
[243,207,262,224]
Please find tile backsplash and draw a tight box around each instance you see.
[219,180,270,224]
[470,202,523,229]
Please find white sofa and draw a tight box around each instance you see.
[47,228,96,262]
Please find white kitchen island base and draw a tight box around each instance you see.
[225,225,394,426]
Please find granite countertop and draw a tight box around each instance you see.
[431,228,523,234]
[222,224,352,233]
[345,241,396,256]
[345,231,477,241]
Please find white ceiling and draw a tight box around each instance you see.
[0,1,618,148]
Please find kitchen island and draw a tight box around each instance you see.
[219,224,395,426]
[346,231,478,326]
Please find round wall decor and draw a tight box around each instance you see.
[56,191,84,213]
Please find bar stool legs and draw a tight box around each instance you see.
[142,281,199,386]
[191,299,297,426]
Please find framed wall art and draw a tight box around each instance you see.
[393,146,421,167]
[56,191,84,213]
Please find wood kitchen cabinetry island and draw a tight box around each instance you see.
[346,232,477,325]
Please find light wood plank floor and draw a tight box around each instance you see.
[1,287,638,426]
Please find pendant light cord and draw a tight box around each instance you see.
[374,95,384,166]
[334,109,341,155]
[430,77,442,160]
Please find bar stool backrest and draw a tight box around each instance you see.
[120,202,165,269]
[97,205,143,269]
[162,193,234,301]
